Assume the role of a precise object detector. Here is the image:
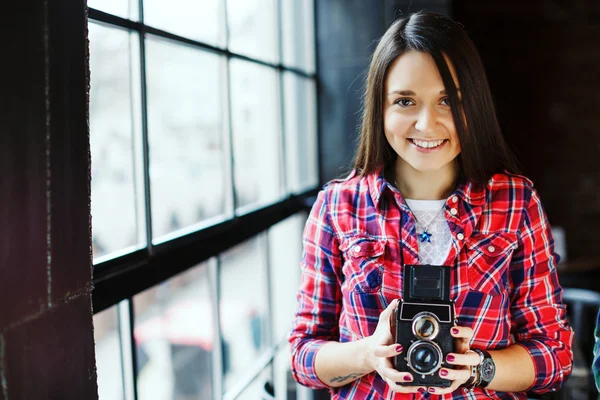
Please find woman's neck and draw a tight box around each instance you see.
[392,158,459,200]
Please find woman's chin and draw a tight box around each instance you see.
[405,161,449,173]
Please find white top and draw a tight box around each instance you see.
[405,199,452,265]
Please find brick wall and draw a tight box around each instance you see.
[454,0,600,261]
[0,0,98,398]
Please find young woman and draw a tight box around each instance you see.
[288,11,573,399]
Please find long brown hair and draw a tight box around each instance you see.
[354,12,519,182]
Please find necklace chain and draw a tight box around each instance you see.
[394,179,446,243]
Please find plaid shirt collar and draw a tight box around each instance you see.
[364,165,487,208]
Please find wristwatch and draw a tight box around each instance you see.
[473,349,495,388]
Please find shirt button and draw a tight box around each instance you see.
[457,233,464,241]
[450,208,458,216]
[452,196,458,203]
[353,245,362,254]
[488,245,496,253]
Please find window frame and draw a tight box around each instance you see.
[89,5,318,313]
[89,2,319,400]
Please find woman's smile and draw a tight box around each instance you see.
[409,138,448,152]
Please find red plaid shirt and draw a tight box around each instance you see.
[289,166,573,399]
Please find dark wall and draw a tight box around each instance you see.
[315,0,384,183]
[453,1,600,261]
[0,1,98,399]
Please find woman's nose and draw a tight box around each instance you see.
[414,107,437,132]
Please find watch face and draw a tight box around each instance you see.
[481,358,495,381]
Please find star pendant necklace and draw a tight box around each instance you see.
[395,179,446,244]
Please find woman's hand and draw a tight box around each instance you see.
[363,299,425,394]
[423,326,481,395]
[364,302,481,395]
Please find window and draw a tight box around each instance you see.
[145,37,228,240]
[89,0,318,399]
[93,306,125,400]
[133,262,215,399]
[89,22,144,260]
[220,236,271,391]
[230,60,282,211]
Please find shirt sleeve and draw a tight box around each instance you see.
[509,188,574,394]
[288,188,343,389]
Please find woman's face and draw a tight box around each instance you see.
[383,50,461,173]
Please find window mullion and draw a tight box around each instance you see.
[276,0,288,196]
[210,259,224,400]
[137,0,154,255]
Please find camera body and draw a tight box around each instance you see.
[394,264,456,387]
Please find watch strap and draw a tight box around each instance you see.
[473,349,494,388]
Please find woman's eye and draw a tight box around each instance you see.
[440,97,451,106]
[395,98,414,107]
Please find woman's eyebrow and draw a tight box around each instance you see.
[387,88,461,96]
[440,88,461,95]
[387,90,416,96]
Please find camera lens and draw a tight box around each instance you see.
[412,313,439,340]
[407,341,443,375]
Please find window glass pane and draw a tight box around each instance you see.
[146,37,227,240]
[230,60,282,211]
[283,73,318,193]
[144,0,224,46]
[227,0,279,64]
[93,306,125,400]
[273,347,295,400]
[133,261,215,400]
[268,213,306,342]
[88,0,138,21]
[235,368,273,400]
[90,23,145,261]
[281,0,316,73]
[220,236,270,392]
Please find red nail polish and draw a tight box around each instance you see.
[418,388,426,393]
[440,369,448,377]
[403,375,412,381]
[447,354,455,362]
[451,328,459,334]
[429,388,436,393]
[396,345,403,353]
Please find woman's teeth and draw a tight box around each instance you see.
[411,139,445,149]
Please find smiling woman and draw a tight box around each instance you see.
[383,51,461,178]
[289,11,574,400]
[355,15,519,185]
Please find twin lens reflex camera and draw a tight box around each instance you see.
[393,264,457,387]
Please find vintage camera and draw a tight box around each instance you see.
[394,264,456,387]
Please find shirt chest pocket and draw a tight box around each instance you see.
[465,232,518,296]
[339,235,386,293]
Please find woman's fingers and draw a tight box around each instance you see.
[386,380,427,394]
[451,326,474,353]
[379,299,399,324]
[374,355,422,393]
[376,351,411,382]
[380,365,414,385]
[373,343,403,358]
[445,351,480,366]
[438,367,471,382]
[450,326,474,340]
[421,367,471,396]
[424,383,461,396]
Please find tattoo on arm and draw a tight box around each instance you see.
[330,372,365,384]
